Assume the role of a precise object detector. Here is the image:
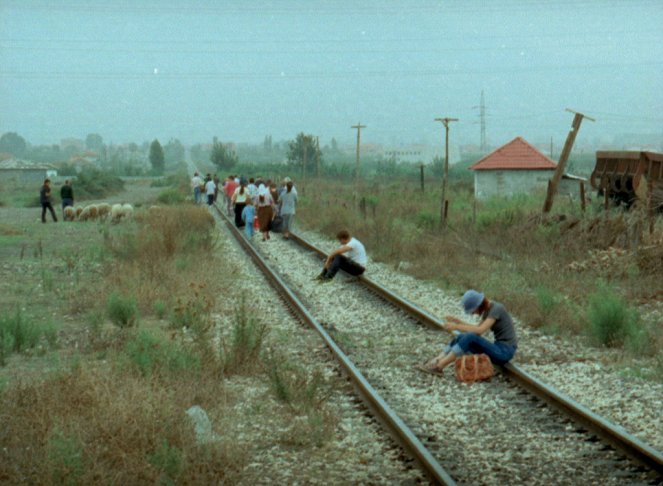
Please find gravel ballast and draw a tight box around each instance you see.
[248,224,662,484]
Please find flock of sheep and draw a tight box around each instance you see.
[63,203,134,223]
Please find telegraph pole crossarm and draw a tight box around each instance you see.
[434,117,459,227]
[542,109,595,213]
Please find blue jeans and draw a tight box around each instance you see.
[193,187,201,204]
[446,333,516,365]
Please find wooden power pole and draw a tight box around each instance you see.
[315,136,320,178]
[542,109,595,213]
[352,122,366,187]
[434,117,459,226]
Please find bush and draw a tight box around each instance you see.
[157,188,185,205]
[220,302,268,375]
[0,308,56,363]
[148,439,184,483]
[74,166,125,199]
[107,292,138,328]
[47,428,84,485]
[125,329,200,377]
[587,284,639,347]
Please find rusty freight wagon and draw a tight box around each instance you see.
[591,151,663,212]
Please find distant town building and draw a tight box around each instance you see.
[469,137,585,199]
[0,158,57,184]
[382,144,461,165]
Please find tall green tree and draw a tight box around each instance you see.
[287,133,322,174]
[209,140,238,171]
[149,139,165,174]
[0,132,27,157]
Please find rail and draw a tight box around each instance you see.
[287,231,663,475]
[212,204,456,485]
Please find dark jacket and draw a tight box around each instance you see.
[40,184,52,204]
[60,184,73,200]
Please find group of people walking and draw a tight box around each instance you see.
[187,172,517,376]
[191,173,298,242]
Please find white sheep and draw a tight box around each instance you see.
[78,206,90,222]
[110,203,124,223]
[97,203,112,220]
[63,206,76,221]
[121,203,134,220]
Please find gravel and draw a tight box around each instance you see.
[246,224,662,484]
[209,211,425,485]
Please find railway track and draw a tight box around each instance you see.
[211,203,663,485]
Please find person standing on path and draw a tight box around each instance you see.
[204,176,216,206]
[421,290,518,374]
[278,179,297,239]
[255,186,275,241]
[316,230,366,281]
[241,199,256,239]
[40,178,58,223]
[60,179,74,218]
[191,172,203,204]
[231,181,251,227]
[213,174,220,202]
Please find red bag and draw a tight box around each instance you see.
[455,354,494,383]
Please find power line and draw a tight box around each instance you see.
[2,61,660,80]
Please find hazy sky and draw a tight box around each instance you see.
[1,0,662,148]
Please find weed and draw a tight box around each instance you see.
[220,301,268,375]
[536,286,559,321]
[107,291,139,328]
[125,329,200,377]
[0,326,15,366]
[154,300,167,319]
[157,188,186,205]
[415,210,438,230]
[587,284,639,347]
[148,438,184,483]
[40,266,54,292]
[0,308,53,356]
[47,428,84,486]
[263,351,330,412]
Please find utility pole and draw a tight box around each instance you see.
[315,136,320,178]
[434,117,459,227]
[542,109,595,213]
[472,91,487,152]
[352,122,366,187]
[302,136,307,183]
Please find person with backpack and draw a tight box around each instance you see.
[421,290,518,374]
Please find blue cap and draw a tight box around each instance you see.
[461,290,484,314]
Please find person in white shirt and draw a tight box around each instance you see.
[191,172,203,204]
[204,177,216,206]
[317,230,367,282]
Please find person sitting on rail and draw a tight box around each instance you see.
[422,290,517,373]
[316,230,366,282]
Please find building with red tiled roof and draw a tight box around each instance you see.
[469,137,561,199]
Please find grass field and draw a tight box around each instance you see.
[0,170,661,483]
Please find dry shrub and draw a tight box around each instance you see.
[0,362,245,484]
[103,206,223,314]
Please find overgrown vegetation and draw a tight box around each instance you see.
[297,175,663,370]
